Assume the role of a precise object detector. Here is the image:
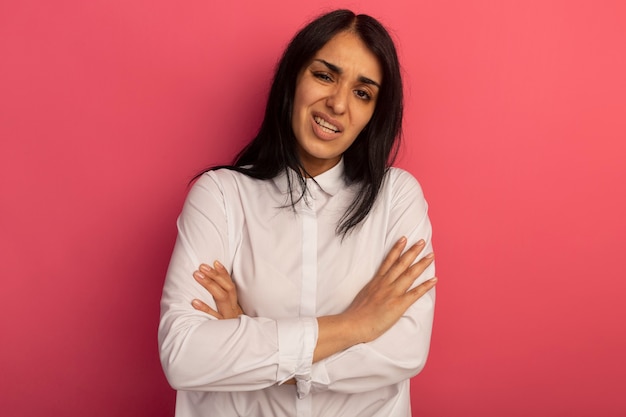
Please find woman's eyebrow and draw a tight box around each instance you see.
[314,59,381,89]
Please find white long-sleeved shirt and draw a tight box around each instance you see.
[159,159,435,417]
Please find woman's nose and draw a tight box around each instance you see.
[325,84,348,115]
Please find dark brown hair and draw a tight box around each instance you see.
[210,9,403,235]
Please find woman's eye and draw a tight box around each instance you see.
[314,72,333,82]
[354,90,372,101]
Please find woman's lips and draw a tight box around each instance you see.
[311,112,343,140]
[314,116,339,132]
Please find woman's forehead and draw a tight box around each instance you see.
[309,31,382,85]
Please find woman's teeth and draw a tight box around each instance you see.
[314,116,339,133]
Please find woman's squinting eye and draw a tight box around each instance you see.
[312,70,373,101]
[314,72,333,82]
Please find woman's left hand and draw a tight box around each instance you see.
[191,261,244,319]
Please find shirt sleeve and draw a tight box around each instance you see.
[158,172,317,391]
[302,169,436,395]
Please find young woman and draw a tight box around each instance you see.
[159,9,437,417]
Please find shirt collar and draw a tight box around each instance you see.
[272,158,346,197]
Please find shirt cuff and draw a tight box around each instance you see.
[306,360,330,394]
[276,317,318,390]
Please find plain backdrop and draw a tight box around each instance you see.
[1,0,625,416]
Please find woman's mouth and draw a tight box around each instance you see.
[314,116,340,133]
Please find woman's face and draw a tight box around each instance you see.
[292,30,382,177]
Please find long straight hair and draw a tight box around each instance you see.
[208,9,404,236]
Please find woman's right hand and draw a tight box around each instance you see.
[191,261,244,319]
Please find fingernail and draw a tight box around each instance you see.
[194,271,205,280]
[200,264,212,273]
[425,252,434,259]
[417,239,425,246]
[430,277,438,284]
[192,299,202,307]
[214,260,224,269]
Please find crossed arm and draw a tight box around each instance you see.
[159,169,436,394]
[190,236,436,365]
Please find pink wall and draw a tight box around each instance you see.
[1,1,625,416]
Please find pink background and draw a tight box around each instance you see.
[1,0,625,416]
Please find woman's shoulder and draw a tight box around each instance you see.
[384,167,425,197]
[196,168,263,189]
[377,167,429,214]
[192,168,282,204]
[185,169,249,202]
